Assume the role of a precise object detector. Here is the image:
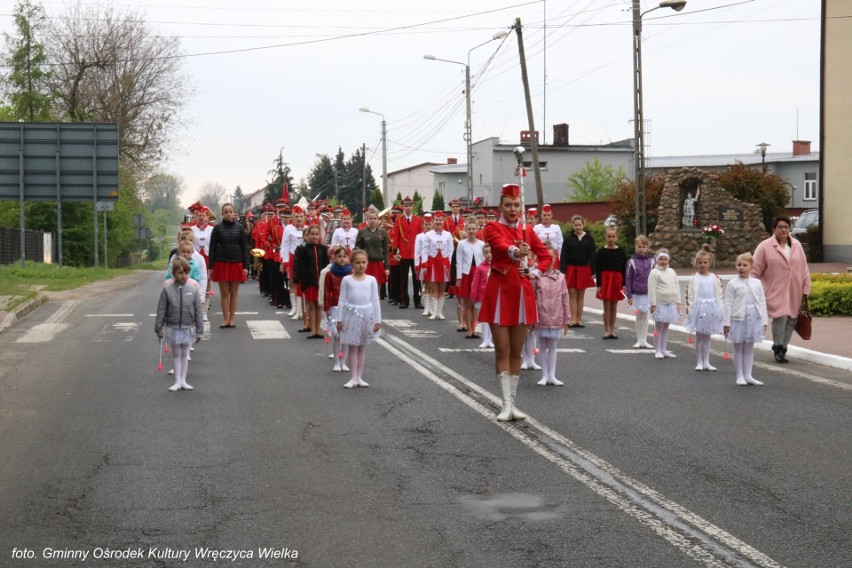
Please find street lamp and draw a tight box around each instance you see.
[424,30,508,206]
[756,142,770,171]
[633,0,687,235]
[359,107,388,206]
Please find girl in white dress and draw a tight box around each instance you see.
[723,253,769,386]
[337,249,382,388]
[686,247,724,371]
[648,249,682,359]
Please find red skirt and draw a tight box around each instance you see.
[211,261,247,283]
[366,260,387,284]
[565,264,595,289]
[457,272,473,299]
[423,255,450,283]
[596,271,624,302]
[478,268,537,326]
[302,285,319,302]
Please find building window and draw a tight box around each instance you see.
[438,181,446,193]
[522,161,548,171]
[803,172,817,201]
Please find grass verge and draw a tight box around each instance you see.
[0,261,161,312]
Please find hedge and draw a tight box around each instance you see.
[808,273,852,316]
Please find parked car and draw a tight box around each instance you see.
[792,209,819,245]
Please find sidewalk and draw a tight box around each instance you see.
[582,262,852,370]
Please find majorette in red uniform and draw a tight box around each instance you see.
[422,211,454,320]
[386,206,403,305]
[479,197,551,327]
[393,196,423,309]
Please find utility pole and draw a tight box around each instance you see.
[514,18,544,210]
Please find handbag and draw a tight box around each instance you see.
[794,309,812,340]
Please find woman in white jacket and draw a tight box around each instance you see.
[723,253,769,386]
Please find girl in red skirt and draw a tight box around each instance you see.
[208,203,249,328]
[422,212,454,320]
[595,227,627,339]
[455,217,485,338]
[559,215,597,328]
[293,225,330,338]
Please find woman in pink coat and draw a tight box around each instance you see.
[751,215,811,363]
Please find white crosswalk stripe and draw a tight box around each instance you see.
[439,348,586,353]
[93,322,142,343]
[606,349,658,354]
[383,319,439,338]
[246,320,290,339]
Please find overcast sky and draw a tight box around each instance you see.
[5,0,821,206]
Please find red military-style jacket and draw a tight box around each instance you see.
[394,214,423,260]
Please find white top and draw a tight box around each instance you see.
[723,276,768,325]
[424,229,454,259]
[686,272,722,312]
[191,224,214,256]
[281,224,304,263]
[414,233,428,267]
[330,227,359,249]
[339,275,382,323]
[456,239,485,277]
[648,266,681,305]
[533,223,563,251]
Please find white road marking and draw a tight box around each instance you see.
[85,313,134,317]
[383,319,439,338]
[378,333,784,568]
[214,311,258,315]
[246,320,290,339]
[16,323,71,343]
[45,300,79,324]
[606,349,659,354]
[93,322,142,343]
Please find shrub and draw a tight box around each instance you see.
[805,224,822,262]
[808,278,852,316]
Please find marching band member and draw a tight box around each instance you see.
[443,199,465,241]
[191,205,215,313]
[479,184,552,422]
[394,196,424,310]
[386,206,403,305]
[282,206,306,320]
[423,211,454,320]
[355,209,390,297]
[414,213,432,316]
[533,204,564,251]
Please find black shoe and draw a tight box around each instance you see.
[772,344,785,363]
[398,304,409,309]
[414,303,424,310]
[779,346,789,363]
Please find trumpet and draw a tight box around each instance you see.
[250,248,266,258]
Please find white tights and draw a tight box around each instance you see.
[332,337,349,367]
[695,333,712,367]
[170,342,191,388]
[539,337,559,380]
[654,322,670,355]
[733,342,755,380]
[522,333,537,366]
[347,344,367,382]
[635,312,650,345]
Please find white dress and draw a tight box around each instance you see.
[686,274,723,335]
[338,275,382,346]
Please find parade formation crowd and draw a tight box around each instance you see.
[154,184,811,422]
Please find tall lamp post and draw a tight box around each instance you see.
[359,107,387,206]
[756,142,770,173]
[633,0,686,235]
[424,30,508,206]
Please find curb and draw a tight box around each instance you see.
[0,294,48,334]
[585,307,852,373]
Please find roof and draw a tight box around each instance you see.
[429,164,467,174]
[387,162,443,177]
[646,152,820,169]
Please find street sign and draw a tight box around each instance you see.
[0,122,120,202]
[96,201,115,212]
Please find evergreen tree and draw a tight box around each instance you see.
[308,154,335,202]
[233,185,244,212]
[431,191,445,212]
[412,190,423,214]
[265,148,294,205]
[3,0,53,122]
[370,188,384,210]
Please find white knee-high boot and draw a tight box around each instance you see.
[290,295,301,320]
[496,372,513,421]
[479,323,492,348]
[435,296,446,320]
[509,374,527,420]
[422,295,431,316]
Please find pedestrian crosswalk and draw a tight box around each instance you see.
[246,320,290,339]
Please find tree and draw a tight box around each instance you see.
[44,3,190,178]
[142,172,184,212]
[198,182,227,214]
[370,188,384,211]
[3,0,53,122]
[717,162,788,232]
[264,148,294,205]
[233,186,244,212]
[413,190,423,214]
[431,191,445,212]
[568,157,627,202]
[308,154,335,202]
[608,173,666,244]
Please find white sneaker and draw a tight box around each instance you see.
[190,346,195,352]
[655,353,665,359]
[343,379,357,389]
[664,351,677,358]
[478,343,489,349]
[182,383,193,391]
[695,365,704,371]
[341,364,350,372]
[168,369,175,375]
[549,377,564,386]
[633,342,643,348]
[537,377,548,386]
[520,363,529,370]
[745,377,763,385]
[332,364,342,372]
[356,378,369,387]
[642,342,654,349]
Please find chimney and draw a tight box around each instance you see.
[520,130,539,145]
[553,123,569,147]
[447,158,458,165]
[792,140,811,156]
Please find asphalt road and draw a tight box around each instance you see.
[0,272,849,568]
